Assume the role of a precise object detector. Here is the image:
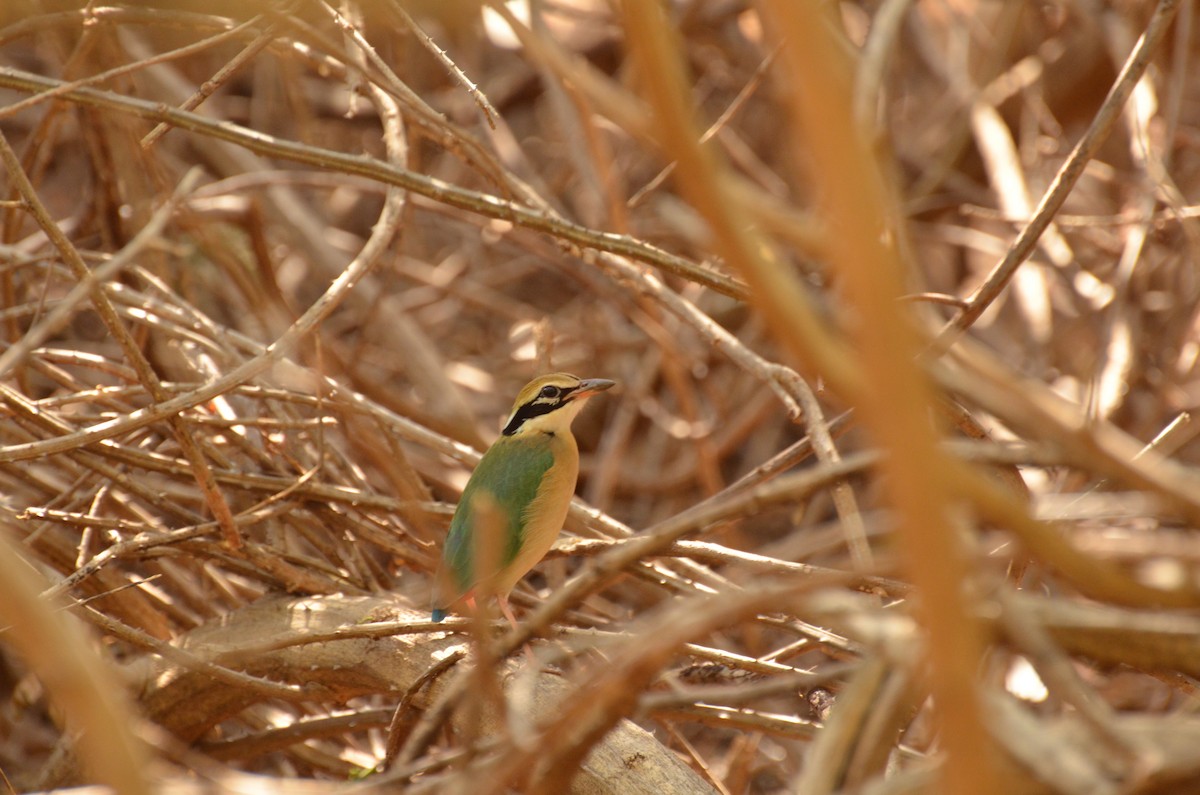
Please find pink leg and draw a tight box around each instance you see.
[497,595,538,665]
[497,594,520,629]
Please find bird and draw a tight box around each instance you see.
[431,372,615,625]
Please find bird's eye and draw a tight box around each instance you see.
[539,385,560,399]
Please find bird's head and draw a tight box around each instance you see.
[501,373,615,437]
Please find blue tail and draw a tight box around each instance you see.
[431,608,447,622]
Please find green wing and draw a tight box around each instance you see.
[442,436,554,594]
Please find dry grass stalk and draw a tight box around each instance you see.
[1,2,1200,793]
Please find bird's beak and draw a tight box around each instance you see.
[571,378,616,399]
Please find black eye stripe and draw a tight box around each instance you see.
[501,383,577,435]
[502,398,559,435]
